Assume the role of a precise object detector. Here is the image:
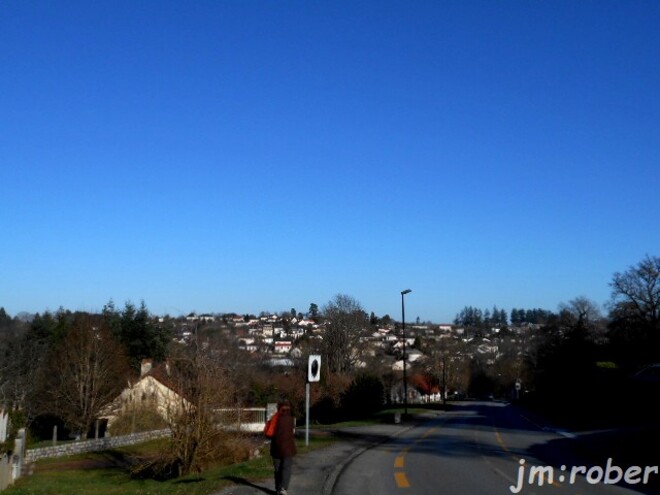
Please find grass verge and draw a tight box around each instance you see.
[312,405,445,428]
[5,435,337,495]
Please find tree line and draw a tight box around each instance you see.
[0,301,172,439]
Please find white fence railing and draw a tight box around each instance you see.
[216,407,266,432]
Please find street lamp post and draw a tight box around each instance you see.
[401,289,412,417]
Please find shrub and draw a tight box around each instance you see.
[130,431,255,480]
[340,374,384,420]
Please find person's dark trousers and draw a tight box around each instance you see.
[273,457,293,492]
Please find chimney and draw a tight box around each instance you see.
[140,359,153,377]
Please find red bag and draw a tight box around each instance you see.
[264,411,280,439]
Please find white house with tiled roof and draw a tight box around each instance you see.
[101,359,190,431]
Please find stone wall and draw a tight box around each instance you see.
[25,429,171,463]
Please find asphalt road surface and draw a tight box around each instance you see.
[332,401,659,495]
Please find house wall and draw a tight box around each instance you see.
[103,376,189,430]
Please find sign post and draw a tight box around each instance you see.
[306,355,321,446]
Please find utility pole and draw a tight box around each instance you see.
[401,289,412,417]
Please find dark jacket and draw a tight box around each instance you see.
[270,410,297,458]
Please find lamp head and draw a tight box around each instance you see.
[401,289,412,295]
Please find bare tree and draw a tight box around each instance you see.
[558,296,607,343]
[322,294,369,374]
[610,255,660,326]
[493,334,536,398]
[609,255,660,366]
[41,314,129,438]
[164,339,240,476]
[424,337,468,403]
[559,296,603,325]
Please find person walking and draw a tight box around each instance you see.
[269,400,297,495]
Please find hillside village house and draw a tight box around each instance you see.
[238,338,259,353]
[101,359,189,431]
[274,340,293,354]
[186,313,215,322]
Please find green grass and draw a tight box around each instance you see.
[5,436,336,495]
[6,407,431,495]
[308,406,443,428]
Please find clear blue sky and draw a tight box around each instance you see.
[1,1,659,323]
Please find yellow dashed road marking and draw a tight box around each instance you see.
[495,428,510,452]
[393,423,446,488]
[422,427,438,439]
[494,427,560,486]
[395,471,411,488]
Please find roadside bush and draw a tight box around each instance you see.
[310,395,337,424]
[214,432,255,465]
[340,373,384,420]
[130,456,182,481]
[130,431,255,480]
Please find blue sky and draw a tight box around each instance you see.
[1,1,659,323]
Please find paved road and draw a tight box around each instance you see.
[332,401,659,495]
[214,423,414,495]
